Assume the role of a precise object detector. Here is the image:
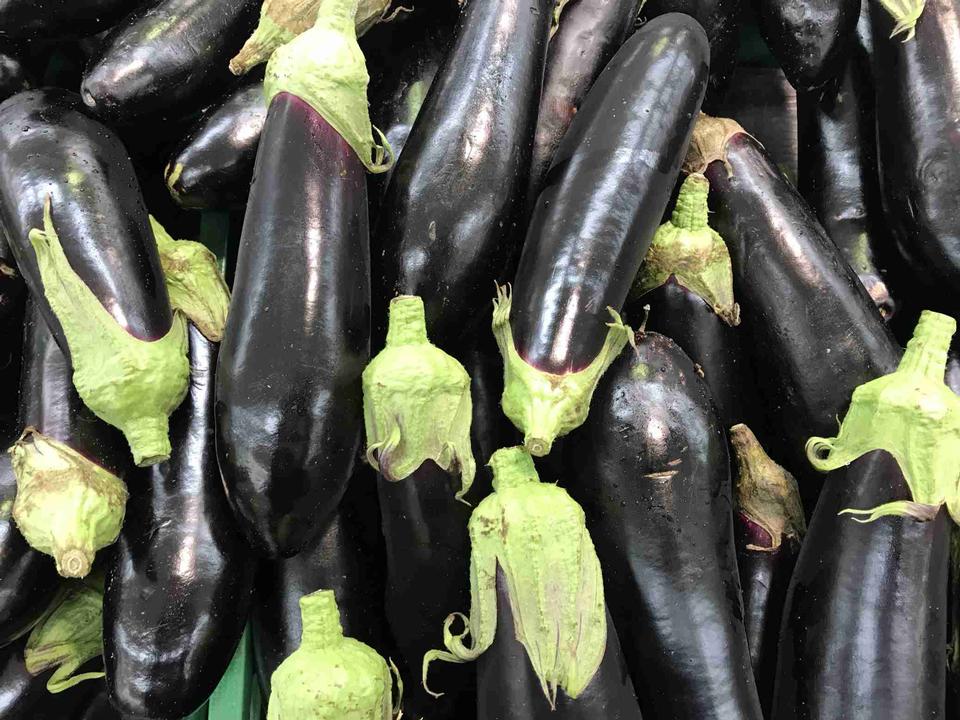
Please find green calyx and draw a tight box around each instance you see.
[264,0,393,173]
[25,575,105,693]
[492,284,634,457]
[149,216,231,342]
[362,295,475,498]
[28,196,190,466]
[730,423,805,550]
[877,0,926,41]
[267,590,399,720]
[423,446,607,707]
[806,310,960,523]
[10,429,127,578]
[632,173,740,326]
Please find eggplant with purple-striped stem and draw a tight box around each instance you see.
[217,0,387,557]
[0,0,139,41]
[566,332,763,720]
[495,14,709,457]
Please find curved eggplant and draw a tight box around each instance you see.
[566,332,763,720]
[495,14,708,456]
[0,0,138,41]
[104,325,255,720]
[0,637,95,720]
[81,0,260,122]
[373,0,553,351]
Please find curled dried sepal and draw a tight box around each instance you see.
[682,113,750,176]
[806,310,960,523]
[267,590,398,720]
[493,284,634,456]
[149,216,231,342]
[10,429,127,578]
[422,447,606,707]
[632,173,740,326]
[264,0,393,173]
[362,295,475,498]
[730,423,805,550]
[877,0,926,41]
[28,196,190,466]
[25,574,105,693]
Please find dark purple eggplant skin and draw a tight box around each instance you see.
[216,92,370,558]
[165,71,265,210]
[566,332,763,720]
[772,451,949,719]
[477,567,643,720]
[753,0,859,91]
[525,0,641,206]
[0,0,139,41]
[869,0,960,314]
[75,689,122,720]
[0,234,23,325]
[104,325,254,720]
[512,15,708,374]
[372,0,552,352]
[0,638,95,720]
[0,298,23,440]
[641,0,742,110]
[703,129,901,511]
[0,89,172,354]
[80,0,259,123]
[0,49,29,100]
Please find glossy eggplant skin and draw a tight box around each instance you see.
[772,451,949,719]
[0,638,94,720]
[566,333,763,720]
[0,89,172,352]
[0,0,138,40]
[0,299,22,439]
[870,0,960,314]
[753,0,859,91]
[525,0,640,205]
[80,0,260,122]
[104,325,254,720]
[76,689,122,720]
[641,0,742,110]
[165,71,266,210]
[478,567,643,720]
[0,49,29,100]
[373,0,552,351]
[512,15,709,373]
[216,92,370,558]
[704,131,900,511]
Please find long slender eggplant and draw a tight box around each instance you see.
[753,0,859,90]
[217,0,385,557]
[869,0,960,313]
[104,325,255,720]
[80,0,260,122]
[525,0,641,205]
[0,89,188,467]
[373,0,553,352]
[566,332,763,720]
[0,0,138,41]
[641,0,742,109]
[686,115,901,511]
[495,14,708,456]
[0,48,28,100]
[0,638,95,720]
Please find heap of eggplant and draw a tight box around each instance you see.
[0,0,959,718]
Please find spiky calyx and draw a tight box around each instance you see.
[730,424,805,550]
[363,296,475,498]
[10,429,127,578]
[877,0,926,41]
[423,446,607,707]
[25,574,105,692]
[492,284,634,456]
[264,0,393,173]
[682,113,748,176]
[28,196,189,466]
[149,216,231,342]
[267,590,399,720]
[806,311,960,523]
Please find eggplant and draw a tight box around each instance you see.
[76,689,122,720]
[753,0,859,90]
[164,71,266,210]
[103,325,255,720]
[372,0,553,352]
[80,0,260,122]
[0,89,188,467]
[217,1,383,557]
[0,0,138,41]
[566,332,763,720]
[495,14,709,456]
[686,115,901,511]
[526,0,641,205]
[0,638,95,720]
[0,48,29,100]
[0,302,23,440]
[641,0,742,109]
[870,0,960,313]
